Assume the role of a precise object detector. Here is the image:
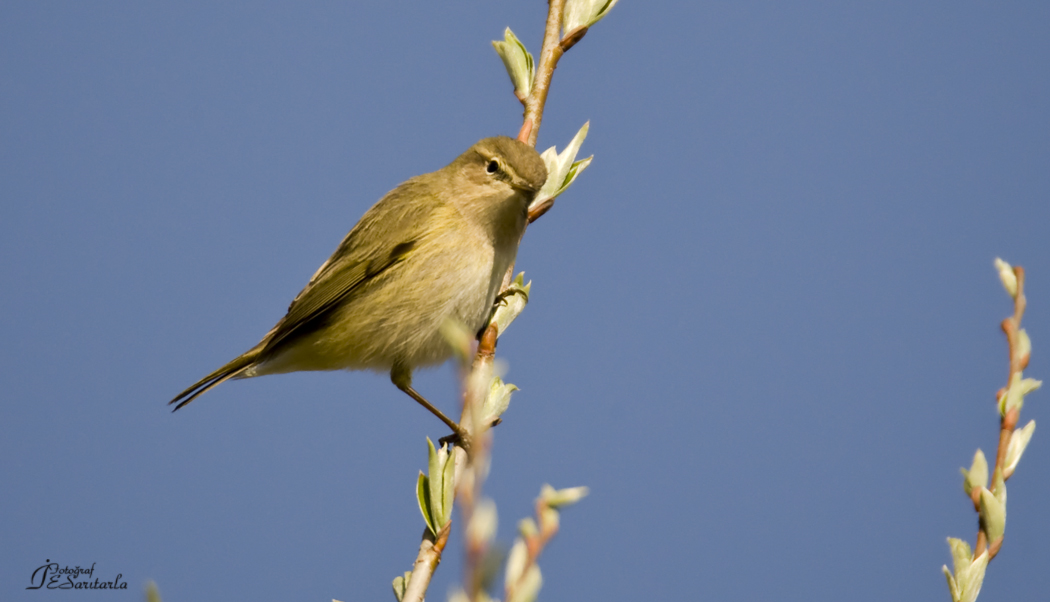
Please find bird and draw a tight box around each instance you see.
[169,136,548,438]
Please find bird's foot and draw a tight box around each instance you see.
[437,418,501,452]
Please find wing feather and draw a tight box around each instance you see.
[257,177,441,355]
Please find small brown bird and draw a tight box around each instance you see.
[170,136,547,435]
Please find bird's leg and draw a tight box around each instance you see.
[391,365,471,451]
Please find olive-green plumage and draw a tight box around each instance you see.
[170,136,547,412]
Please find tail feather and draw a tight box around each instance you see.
[169,348,262,411]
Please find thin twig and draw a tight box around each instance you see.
[520,0,591,148]
[454,3,572,592]
[402,522,452,602]
[407,3,585,600]
[500,2,577,291]
[456,6,574,591]
[458,324,498,601]
[504,497,559,602]
[522,0,568,148]
[974,266,1027,560]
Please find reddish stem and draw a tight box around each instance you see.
[974,266,1027,560]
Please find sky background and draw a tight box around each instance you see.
[2,2,1049,601]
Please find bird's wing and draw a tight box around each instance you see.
[259,178,437,354]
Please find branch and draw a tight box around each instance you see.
[458,324,497,601]
[521,0,567,148]
[395,2,611,599]
[401,523,452,602]
[946,260,1040,602]
[504,485,588,602]
[974,266,1027,560]
[504,497,560,602]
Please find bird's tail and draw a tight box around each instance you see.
[169,346,263,411]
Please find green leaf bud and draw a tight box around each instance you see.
[492,28,534,99]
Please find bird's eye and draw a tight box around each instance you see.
[486,160,499,174]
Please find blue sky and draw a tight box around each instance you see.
[2,2,1048,601]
